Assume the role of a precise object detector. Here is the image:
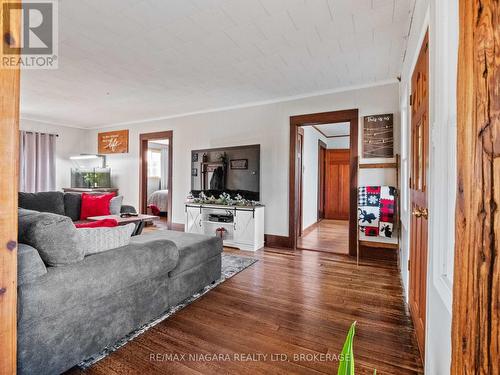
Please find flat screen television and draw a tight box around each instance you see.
[190,144,260,201]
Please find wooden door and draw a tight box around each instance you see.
[297,128,304,236]
[325,149,350,220]
[0,0,21,373]
[317,141,327,220]
[409,31,429,360]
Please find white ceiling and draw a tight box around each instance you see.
[20,0,412,128]
[314,122,350,137]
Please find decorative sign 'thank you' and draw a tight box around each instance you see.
[363,113,394,158]
[98,130,129,154]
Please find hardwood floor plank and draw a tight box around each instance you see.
[67,247,423,375]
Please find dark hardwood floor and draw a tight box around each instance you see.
[67,247,423,375]
[297,219,349,254]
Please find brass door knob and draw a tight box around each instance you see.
[412,207,429,219]
[412,207,422,217]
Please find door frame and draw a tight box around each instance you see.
[289,109,359,255]
[139,131,173,229]
[317,139,327,221]
[297,127,304,237]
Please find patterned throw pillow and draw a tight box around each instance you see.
[77,223,135,255]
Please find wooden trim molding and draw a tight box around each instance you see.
[312,125,350,138]
[139,131,173,229]
[451,1,500,373]
[290,109,359,255]
[0,1,21,372]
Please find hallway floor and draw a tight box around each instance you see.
[298,219,349,254]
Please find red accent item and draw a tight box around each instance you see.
[366,186,381,194]
[75,219,119,228]
[364,226,379,236]
[148,204,160,216]
[79,192,115,220]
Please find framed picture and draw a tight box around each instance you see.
[192,153,198,162]
[230,159,248,170]
[191,168,198,177]
[362,114,394,158]
[98,129,129,154]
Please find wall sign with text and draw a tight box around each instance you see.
[98,130,129,154]
[363,114,394,158]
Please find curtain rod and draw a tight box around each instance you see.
[22,131,59,137]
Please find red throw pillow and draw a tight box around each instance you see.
[75,219,118,228]
[80,193,115,220]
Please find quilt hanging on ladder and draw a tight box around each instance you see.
[358,186,396,238]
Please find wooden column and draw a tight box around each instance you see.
[452,0,499,374]
[0,1,20,374]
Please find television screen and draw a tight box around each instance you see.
[190,144,260,201]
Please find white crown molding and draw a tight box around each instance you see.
[21,79,398,130]
[90,79,398,129]
[19,116,89,130]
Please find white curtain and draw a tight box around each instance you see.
[160,146,168,190]
[19,131,56,192]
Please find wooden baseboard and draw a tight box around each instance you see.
[171,222,185,232]
[265,234,292,249]
[302,221,320,237]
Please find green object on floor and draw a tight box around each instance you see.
[337,321,356,375]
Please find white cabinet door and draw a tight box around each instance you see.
[233,210,255,245]
[186,207,204,234]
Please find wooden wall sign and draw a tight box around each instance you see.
[98,130,129,154]
[363,114,394,158]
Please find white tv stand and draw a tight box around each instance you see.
[185,203,264,251]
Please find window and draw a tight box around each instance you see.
[148,149,162,177]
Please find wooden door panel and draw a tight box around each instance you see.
[409,31,429,360]
[325,150,350,220]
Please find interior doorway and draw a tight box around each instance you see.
[139,131,173,230]
[290,110,358,255]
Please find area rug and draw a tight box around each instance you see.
[78,253,258,369]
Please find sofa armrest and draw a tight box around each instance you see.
[120,205,137,214]
[18,243,47,286]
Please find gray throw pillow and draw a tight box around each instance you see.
[18,209,84,266]
[77,223,135,255]
[109,195,124,215]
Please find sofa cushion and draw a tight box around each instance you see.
[77,223,135,255]
[63,192,82,221]
[130,231,223,277]
[17,243,47,285]
[18,191,65,216]
[18,209,84,266]
[17,238,179,323]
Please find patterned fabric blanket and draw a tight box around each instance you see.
[358,186,396,238]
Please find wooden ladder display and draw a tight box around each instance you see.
[356,154,400,264]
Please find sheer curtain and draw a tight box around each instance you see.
[19,131,57,192]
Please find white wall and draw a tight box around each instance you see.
[398,0,458,373]
[19,119,90,190]
[88,82,400,237]
[301,126,326,230]
[326,137,349,149]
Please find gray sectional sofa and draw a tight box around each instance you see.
[17,192,222,375]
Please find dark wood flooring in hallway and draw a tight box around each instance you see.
[298,219,349,254]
